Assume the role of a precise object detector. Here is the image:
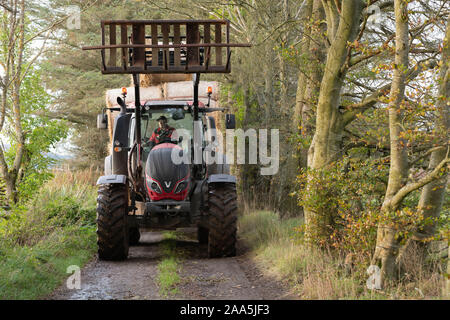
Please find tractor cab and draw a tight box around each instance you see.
[134,101,196,160]
[136,102,196,202]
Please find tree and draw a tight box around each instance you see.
[405,15,449,254]
[299,0,448,245]
[372,0,411,282]
[0,0,28,203]
[0,0,68,203]
[38,0,173,167]
[167,0,304,213]
[373,11,449,285]
[293,0,326,169]
[302,0,363,240]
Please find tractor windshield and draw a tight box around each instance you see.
[141,107,193,161]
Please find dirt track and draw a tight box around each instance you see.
[49,230,296,300]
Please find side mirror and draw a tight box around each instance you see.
[97,113,107,129]
[225,114,236,129]
[117,97,126,108]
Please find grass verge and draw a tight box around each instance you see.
[157,231,182,297]
[0,170,98,300]
[0,226,96,299]
[238,210,446,299]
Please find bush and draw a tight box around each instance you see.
[295,157,388,263]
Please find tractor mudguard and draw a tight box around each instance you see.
[96,174,127,185]
[104,155,112,175]
[111,113,131,175]
[207,174,236,184]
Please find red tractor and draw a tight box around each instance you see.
[84,20,250,260]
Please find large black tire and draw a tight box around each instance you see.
[129,227,141,245]
[207,183,237,258]
[96,184,129,260]
[197,226,209,244]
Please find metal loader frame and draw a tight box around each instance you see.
[83,20,250,74]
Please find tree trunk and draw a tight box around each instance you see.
[303,0,362,240]
[372,0,410,284]
[446,246,450,298]
[278,0,289,113]
[3,173,17,204]
[293,2,311,174]
[293,0,312,124]
[397,16,449,266]
[300,0,325,169]
[0,0,26,204]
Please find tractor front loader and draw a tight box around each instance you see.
[83,20,250,260]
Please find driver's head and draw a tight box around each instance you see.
[157,115,168,128]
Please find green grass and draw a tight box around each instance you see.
[0,226,96,299]
[239,210,303,249]
[157,231,182,297]
[0,170,98,300]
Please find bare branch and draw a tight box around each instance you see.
[0,0,14,13]
[24,0,100,46]
[342,58,438,126]
[409,145,448,166]
[390,148,449,209]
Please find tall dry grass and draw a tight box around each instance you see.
[50,166,100,187]
[238,210,447,299]
[0,168,99,247]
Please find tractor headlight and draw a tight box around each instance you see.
[148,180,162,193]
[174,180,188,194]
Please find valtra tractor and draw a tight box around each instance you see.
[83,20,250,260]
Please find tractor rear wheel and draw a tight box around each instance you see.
[197,226,209,244]
[129,227,140,245]
[207,183,237,258]
[96,184,129,260]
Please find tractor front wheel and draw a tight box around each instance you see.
[207,183,237,258]
[96,184,129,260]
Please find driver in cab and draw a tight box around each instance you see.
[148,115,177,149]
